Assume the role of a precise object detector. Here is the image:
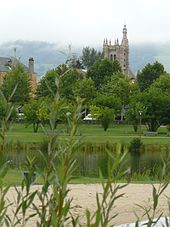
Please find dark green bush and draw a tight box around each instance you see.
[129,137,143,151]
[167,124,170,132]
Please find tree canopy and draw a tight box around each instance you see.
[137,61,166,91]
[87,58,121,89]
[36,69,59,98]
[81,47,103,69]
[1,64,31,104]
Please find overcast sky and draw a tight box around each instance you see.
[1,0,170,46]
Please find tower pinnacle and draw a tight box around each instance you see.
[123,24,127,38]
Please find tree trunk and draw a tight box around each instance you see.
[33,123,39,133]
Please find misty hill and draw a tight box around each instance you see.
[0,41,170,78]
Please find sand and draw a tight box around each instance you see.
[6,183,170,226]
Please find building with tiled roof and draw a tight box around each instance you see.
[0,57,37,94]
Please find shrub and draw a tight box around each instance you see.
[167,124,170,132]
[129,137,143,151]
[100,108,114,131]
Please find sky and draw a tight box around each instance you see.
[1,0,170,47]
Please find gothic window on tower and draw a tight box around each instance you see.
[114,54,116,60]
[110,54,113,61]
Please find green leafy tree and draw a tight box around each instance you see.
[36,69,59,98]
[101,73,131,121]
[150,74,170,93]
[89,105,101,119]
[81,47,103,69]
[55,64,68,75]
[94,94,121,114]
[60,69,82,100]
[23,99,49,132]
[87,58,121,89]
[99,107,115,131]
[73,78,96,104]
[136,87,170,131]
[36,64,69,98]
[1,64,31,104]
[126,100,146,132]
[137,61,166,91]
[0,89,17,149]
[67,55,83,69]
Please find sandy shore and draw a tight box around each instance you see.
[6,183,170,226]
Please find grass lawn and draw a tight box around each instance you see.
[7,123,170,145]
[3,169,108,185]
[4,169,162,186]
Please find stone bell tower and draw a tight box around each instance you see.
[103,25,131,76]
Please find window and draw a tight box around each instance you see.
[110,54,113,61]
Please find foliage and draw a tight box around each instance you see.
[60,69,83,100]
[101,73,131,106]
[0,162,11,226]
[89,105,101,119]
[99,108,115,131]
[1,64,31,104]
[150,74,170,94]
[137,61,166,91]
[55,64,68,75]
[126,99,146,132]
[87,58,121,89]
[73,78,97,104]
[23,99,49,132]
[0,88,17,150]
[141,87,170,131]
[81,46,103,69]
[37,66,83,100]
[129,137,143,151]
[135,183,169,226]
[1,60,170,225]
[167,125,170,132]
[82,145,128,226]
[36,69,59,98]
[67,55,83,69]
[94,94,121,113]
[30,76,84,226]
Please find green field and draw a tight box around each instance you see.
[7,123,170,145]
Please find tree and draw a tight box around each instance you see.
[134,86,170,131]
[36,64,69,98]
[94,94,121,115]
[60,69,82,100]
[100,73,131,121]
[23,99,49,132]
[150,74,170,93]
[66,55,83,69]
[126,100,146,132]
[1,64,31,104]
[81,47,103,69]
[73,78,96,105]
[137,61,166,91]
[99,108,115,131]
[87,58,121,89]
[36,69,59,98]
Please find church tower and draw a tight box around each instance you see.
[103,25,131,76]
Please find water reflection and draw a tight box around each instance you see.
[1,143,170,179]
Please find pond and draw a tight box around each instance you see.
[1,142,170,180]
